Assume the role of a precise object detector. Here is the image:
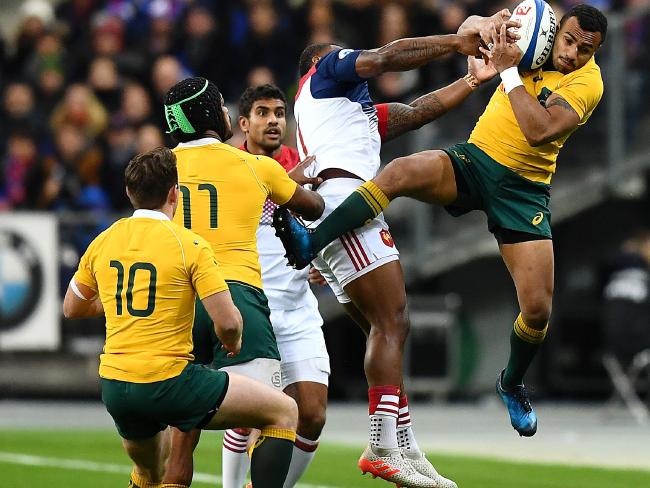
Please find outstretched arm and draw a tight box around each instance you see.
[355,34,480,78]
[481,25,580,147]
[380,56,498,142]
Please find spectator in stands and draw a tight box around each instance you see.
[48,122,107,211]
[54,0,104,48]
[119,81,154,128]
[102,114,136,211]
[151,55,185,100]
[50,83,108,139]
[235,1,296,93]
[8,0,54,77]
[25,31,67,89]
[87,56,122,114]
[177,5,227,89]
[151,55,187,129]
[135,124,165,153]
[0,81,45,153]
[0,129,46,210]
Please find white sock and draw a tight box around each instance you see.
[397,398,421,455]
[222,429,251,488]
[282,434,319,488]
[368,389,399,450]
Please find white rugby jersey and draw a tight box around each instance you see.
[239,143,315,311]
[294,48,387,182]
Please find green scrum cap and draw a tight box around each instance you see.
[164,79,209,134]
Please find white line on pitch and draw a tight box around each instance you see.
[0,451,335,488]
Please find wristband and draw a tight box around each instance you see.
[500,67,523,94]
[463,73,480,90]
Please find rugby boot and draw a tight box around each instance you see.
[358,444,441,488]
[272,207,316,269]
[496,370,537,437]
[402,450,458,488]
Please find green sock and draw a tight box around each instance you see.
[312,181,390,253]
[250,428,296,488]
[503,314,548,388]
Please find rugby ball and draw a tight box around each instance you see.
[510,0,556,71]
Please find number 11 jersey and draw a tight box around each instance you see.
[172,138,297,289]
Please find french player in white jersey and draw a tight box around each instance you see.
[217,85,330,488]
[282,11,520,488]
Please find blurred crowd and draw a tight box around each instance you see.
[0,0,649,215]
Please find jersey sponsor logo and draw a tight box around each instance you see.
[338,49,354,59]
[532,212,544,225]
[379,229,395,248]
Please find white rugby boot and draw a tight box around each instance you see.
[402,450,459,488]
[358,444,443,487]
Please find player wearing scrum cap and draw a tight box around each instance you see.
[274,4,607,438]
[161,77,324,488]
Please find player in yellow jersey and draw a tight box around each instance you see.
[161,77,324,487]
[273,4,607,438]
[63,147,301,488]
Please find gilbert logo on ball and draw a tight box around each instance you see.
[510,0,556,71]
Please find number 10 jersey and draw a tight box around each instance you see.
[73,209,228,383]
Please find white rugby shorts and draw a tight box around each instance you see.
[309,178,400,303]
[281,357,330,388]
[270,292,330,387]
[219,358,282,390]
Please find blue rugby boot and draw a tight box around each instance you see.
[496,370,537,437]
[272,207,316,270]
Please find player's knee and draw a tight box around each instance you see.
[521,299,552,328]
[298,405,326,439]
[272,394,299,431]
[378,156,419,198]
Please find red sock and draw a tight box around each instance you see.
[368,385,401,416]
[368,385,400,449]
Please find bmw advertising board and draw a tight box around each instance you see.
[0,213,59,350]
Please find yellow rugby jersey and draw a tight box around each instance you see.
[469,57,603,183]
[73,209,228,383]
[173,139,297,288]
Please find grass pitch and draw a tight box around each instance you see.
[1,429,648,488]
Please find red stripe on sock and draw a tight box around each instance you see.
[368,385,400,415]
[295,438,319,452]
[223,442,247,454]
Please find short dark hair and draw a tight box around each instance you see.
[125,147,177,210]
[164,77,227,143]
[561,4,607,44]
[238,84,287,118]
[298,43,334,77]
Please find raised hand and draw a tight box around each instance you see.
[479,24,523,74]
[467,55,498,84]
